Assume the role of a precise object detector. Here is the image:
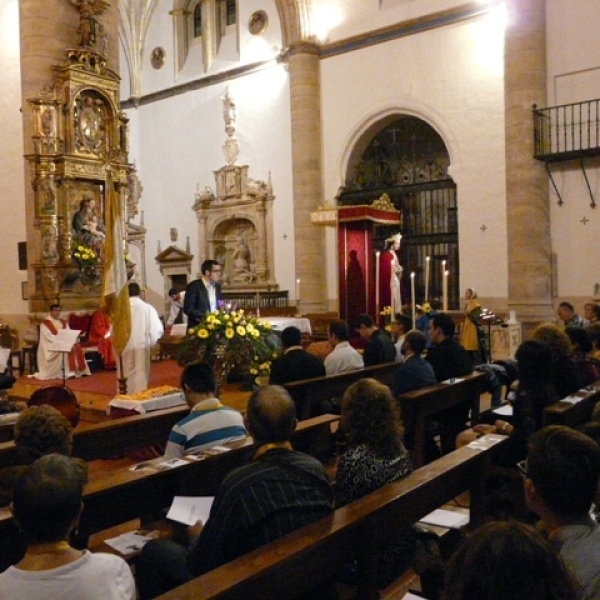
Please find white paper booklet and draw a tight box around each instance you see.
[167,496,215,526]
[49,328,81,352]
[419,509,469,529]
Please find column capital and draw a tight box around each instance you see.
[282,40,321,61]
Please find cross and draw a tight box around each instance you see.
[282,233,288,239]
[581,217,589,225]
[480,224,488,232]
[388,127,402,144]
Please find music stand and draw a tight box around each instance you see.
[49,329,81,386]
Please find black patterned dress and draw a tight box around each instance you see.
[336,444,415,587]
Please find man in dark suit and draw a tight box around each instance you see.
[391,330,436,397]
[426,313,473,382]
[426,312,473,454]
[184,260,222,328]
[391,329,437,459]
[269,326,325,385]
[354,314,396,366]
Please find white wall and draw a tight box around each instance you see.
[0,0,28,318]
[125,64,294,299]
[320,7,507,304]
[546,0,600,300]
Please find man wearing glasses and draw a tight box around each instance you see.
[184,260,223,328]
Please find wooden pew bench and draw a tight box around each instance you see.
[156,439,506,600]
[543,381,600,428]
[0,414,339,571]
[284,361,398,420]
[397,371,487,468]
[0,404,190,470]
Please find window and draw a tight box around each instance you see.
[193,3,202,38]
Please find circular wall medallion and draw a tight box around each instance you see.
[150,47,166,69]
[248,10,268,36]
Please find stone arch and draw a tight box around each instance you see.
[338,100,460,187]
[337,106,461,308]
[274,0,315,47]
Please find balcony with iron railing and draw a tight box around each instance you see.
[534,99,600,162]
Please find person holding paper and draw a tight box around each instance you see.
[32,305,90,380]
[165,288,186,330]
[137,385,335,600]
[163,362,246,459]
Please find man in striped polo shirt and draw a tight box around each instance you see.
[163,362,246,459]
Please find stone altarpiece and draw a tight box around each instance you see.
[192,90,277,294]
[26,19,144,312]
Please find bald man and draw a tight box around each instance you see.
[137,385,335,599]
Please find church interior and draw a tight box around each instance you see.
[0,1,600,597]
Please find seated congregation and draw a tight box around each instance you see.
[1,304,600,599]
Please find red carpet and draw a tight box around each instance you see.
[18,359,183,398]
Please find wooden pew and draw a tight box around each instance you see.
[156,439,506,600]
[0,404,189,470]
[284,362,398,420]
[0,414,339,571]
[397,371,487,468]
[543,381,600,427]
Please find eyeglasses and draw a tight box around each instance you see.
[517,460,528,478]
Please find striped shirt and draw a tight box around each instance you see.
[163,398,246,459]
[551,515,600,600]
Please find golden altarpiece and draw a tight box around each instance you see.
[26,32,144,312]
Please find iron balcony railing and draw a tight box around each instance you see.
[533,99,600,161]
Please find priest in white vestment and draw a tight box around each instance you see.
[116,282,164,394]
[32,304,91,380]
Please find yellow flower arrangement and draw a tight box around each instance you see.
[179,302,281,387]
[71,243,97,267]
[380,305,393,332]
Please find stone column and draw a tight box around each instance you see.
[505,0,554,325]
[288,42,326,313]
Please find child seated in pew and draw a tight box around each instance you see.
[0,454,135,600]
[444,521,579,600]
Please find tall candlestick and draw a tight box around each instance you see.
[410,272,416,327]
[256,291,260,317]
[441,260,446,306]
[375,251,381,315]
[424,256,430,303]
[295,278,300,300]
[443,270,449,311]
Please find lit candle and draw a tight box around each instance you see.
[443,270,449,311]
[441,260,446,307]
[256,291,260,316]
[410,272,416,327]
[375,251,380,315]
[424,256,430,303]
[295,278,300,300]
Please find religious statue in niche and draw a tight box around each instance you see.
[379,233,404,315]
[38,176,57,215]
[41,225,59,262]
[72,196,105,255]
[68,0,110,48]
[232,234,253,282]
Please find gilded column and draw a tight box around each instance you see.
[505,0,554,324]
[287,41,326,312]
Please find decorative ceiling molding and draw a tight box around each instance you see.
[274,0,316,47]
[118,0,159,102]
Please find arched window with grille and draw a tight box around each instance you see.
[339,117,459,308]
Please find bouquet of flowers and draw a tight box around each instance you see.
[71,244,97,267]
[179,303,281,387]
[380,305,393,332]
